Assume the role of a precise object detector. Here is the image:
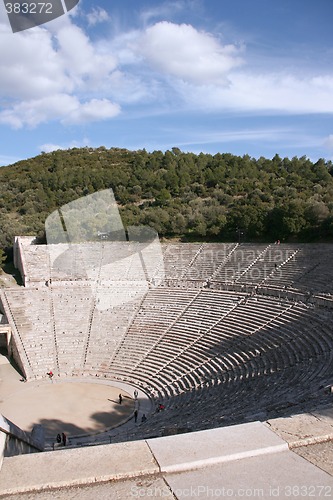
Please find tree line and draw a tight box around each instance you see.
[0,146,333,262]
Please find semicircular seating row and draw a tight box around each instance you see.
[3,241,333,437]
[3,284,333,435]
[19,242,333,295]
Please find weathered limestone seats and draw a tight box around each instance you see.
[2,241,333,439]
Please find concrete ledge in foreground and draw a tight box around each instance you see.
[0,440,159,496]
[147,421,288,473]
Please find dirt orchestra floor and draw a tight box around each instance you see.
[0,354,134,440]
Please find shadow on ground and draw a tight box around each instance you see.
[37,402,135,439]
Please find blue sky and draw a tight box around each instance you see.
[0,0,332,166]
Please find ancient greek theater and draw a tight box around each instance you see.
[0,237,333,497]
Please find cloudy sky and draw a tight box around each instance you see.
[0,0,332,165]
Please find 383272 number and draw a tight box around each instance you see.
[5,3,53,14]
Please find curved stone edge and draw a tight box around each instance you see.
[1,419,332,497]
[42,377,153,444]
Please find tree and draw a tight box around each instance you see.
[0,249,6,271]
[155,188,171,206]
[0,147,333,249]
[305,202,329,226]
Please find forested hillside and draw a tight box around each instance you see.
[0,147,333,253]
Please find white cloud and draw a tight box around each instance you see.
[173,72,333,114]
[0,95,120,128]
[1,4,333,134]
[139,2,187,25]
[39,143,63,153]
[0,15,120,128]
[195,128,295,144]
[0,154,22,166]
[136,21,243,85]
[62,98,120,125]
[233,73,333,113]
[39,137,91,153]
[52,24,118,85]
[118,20,333,116]
[183,129,323,151]
[87,7,110,26]
[324,134,333,149]
[0,26,73,100]
[0,94,75,128]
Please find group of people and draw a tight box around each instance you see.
[56,432,67,446]
[117,391,147,424]
[134,410,147,423]
[52,387,149,445]
[119,390,151,423]
[119,390,165,422]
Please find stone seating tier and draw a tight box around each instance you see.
[2,242,332,438]
[15,241,333,294]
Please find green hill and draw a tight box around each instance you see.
[0,147,333,253]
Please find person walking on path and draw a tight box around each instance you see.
[62,432,67,446]
[119,394,123,405]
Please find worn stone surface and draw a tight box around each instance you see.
[164,450,333,500]
[313,406,333,426]
[147,421,287,472]
[293,441,333,477]
[0,475,175,500]
[0,440,158,496]
[1,417,333,498]
[266,408,333,447]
